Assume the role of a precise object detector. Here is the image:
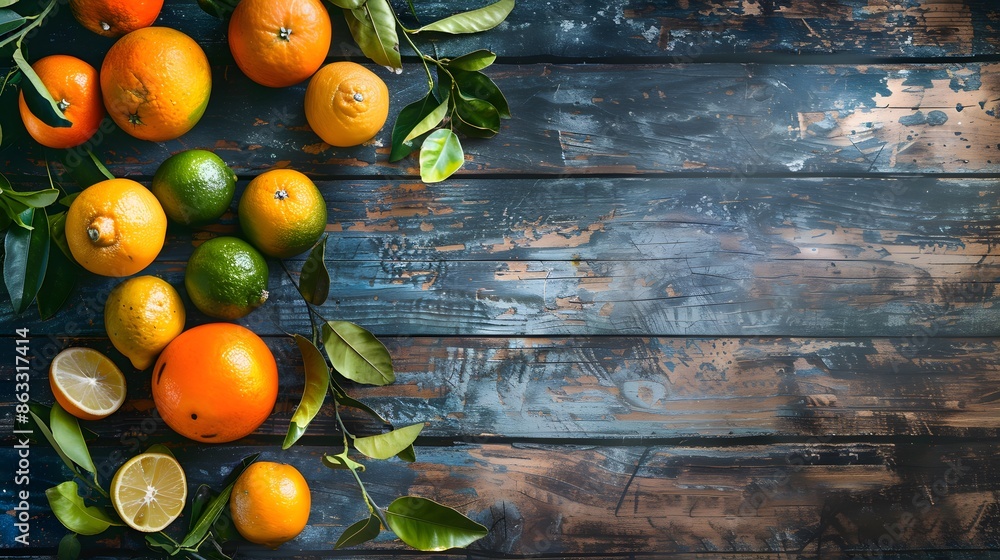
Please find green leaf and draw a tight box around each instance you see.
[37,242,77,319]
[45,481,120,536]
[345,0,401,70]
[335,514,381,549]
[0,9,25,35]
[3,187,59,208]
[390,93,441,162]
[454,96,500,138]
[446,50,496,71]
[13,48,71,128]
[28,408,76,474]
[283,335,331,449]
[419,129,464,183]
[353,423,423,460]
[404,96,449,143]
[0,196,30,228]
[327,0,365,8]
[330,377,391,425]
[322,321,395,386]
[57,533,81,560]
[452,69,511,118]
[0,0,21,8]
[145,533,178,555]
[47,210,74,261]
[298,236,329,305]
[61,148,114,189]
[189,485,214,532]
[397,444,417,463]
[322,451,366,472]
[412,0,514,34]
[179,453,260,549]
[5,207,49,314]
[49,402,96,474]
[384,496,488,551]
[0,71,26,150]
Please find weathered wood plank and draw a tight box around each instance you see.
[5,63,1000,179]
[6,336,1000,441]
[6,442,1000,556]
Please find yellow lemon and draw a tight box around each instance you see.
[104,276,185,370]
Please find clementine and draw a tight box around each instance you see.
[69,0,164,38]
[231,462,311,549]
[18,55,105,149]
[228,0,332,88]
[238,169,327,259]
[101,27,212,141]
[304,61,388,147]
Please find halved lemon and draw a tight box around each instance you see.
[49,347,127,420]
[111,452,187,532]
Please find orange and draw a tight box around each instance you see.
[65,178,167,277]
[152,323,278,444]
[230,462,310,549]
[237,169,327,259]
[101,27,212,141]
[305,62,388,147]
[228,0,332,88]
[18,55,105,149]
[69,0,164,38]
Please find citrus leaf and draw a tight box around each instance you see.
[298,236,329,305]
[179,453,260,548]
[322,320,395,386]
[330,376,391,425]
[419,129,463,183]
[45,481,120,536]
[28,408,75,475]
[0,196,30,228]
[453,69,511,118]
[327,0,365,8]
[188,485,214,532]
[446,50,496,71]
[47,210,74,261]
[0,9,25,35]
[390,93,440,162]
[145,533,178,555]
[454,96,500,138]
[397,444,417,462]
[345,0,401,70]
[13,48,71,128]
[322,451,366,472]
[0,1,21,9]
[384,496,488,551]
[335,514,381,549]
[283,335,331,449]
[5,207,49,314]
[403,96,448,143]
[353,423,423,460]
[37,243,77,319]
[3,186,59,207]
[61,148,113,189]
[49,402,96,474]
[412,0,514,34]
[57,532,81,560]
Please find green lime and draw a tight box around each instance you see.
[151,149,237,227]
[184,237,269,320]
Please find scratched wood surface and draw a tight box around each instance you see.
[3,0,1000,558]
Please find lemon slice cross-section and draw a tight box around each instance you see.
[111,452,187,532]
[49,347,127,420]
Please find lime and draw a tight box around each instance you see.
[151,149,237,227]
[185,237,269,320]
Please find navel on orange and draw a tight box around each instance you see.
[101,27,211,141]
[18,55,105,149]
[228,0,332,88]
[69,0,164,38]
[238,169,327,259]
[305,61,389,147]
[65,178,167,277]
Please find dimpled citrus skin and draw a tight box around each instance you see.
[152,323,278,444]
[69,0,164,38]
[100,27,211,141]
[65,178,167,277]
[228,0,332,88]
[305,61,388,147]
[18,55,105,149]
[238,169,327,259]
[231,462,311,549]
[104,276,185,370]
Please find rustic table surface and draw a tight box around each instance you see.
[3,0,1000,558]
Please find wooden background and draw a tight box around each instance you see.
[3,0,1000,557]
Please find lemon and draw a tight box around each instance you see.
[49,347,127,421]
[151,149,238,227]
[104,276,186,370]
[184,237,269,320]
[111,452,187,532]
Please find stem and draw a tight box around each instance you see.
[391,12,433,90]
[7,0,59,50]
[334,401,390,529]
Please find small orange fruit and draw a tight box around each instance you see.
[152,323,278,444]
[231,462,310,549]
[305,61,388,147]
[65,178,167,277]
[238,169,327,259]
[101,27,212,141]
[18,55,105,149]
[69,0,164,38]
[228,0,332,88]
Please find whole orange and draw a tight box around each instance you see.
[231,462,311,549]
[69,0,164,38]
[65,178,167,277]
[228,0,332,88]
[305,61,388,147]
[101,27,212,141]
[18,55,105,149]
[152,323,278,443]
[238,169,327,259]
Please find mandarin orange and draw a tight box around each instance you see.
[228,0,332,88]
[18,55,105,149]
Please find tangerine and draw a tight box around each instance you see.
[238,169,327,259]
[305,61,389,147]
[18,55,105,149]
[69,0,164,38]
[231,462,311,549]
[228,0,332,88]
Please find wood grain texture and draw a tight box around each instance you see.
[6,442,1000,556]
[5,63,1000,179]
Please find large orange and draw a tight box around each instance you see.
[230,462,310,549]
[152,323,278,444]
[238,169,327,259]
[65,178,167,277]
[69,0,163,38]
[101,27,211,141]
[18,55,105,149]
[304,62,388,147]
[228,0,332,88]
